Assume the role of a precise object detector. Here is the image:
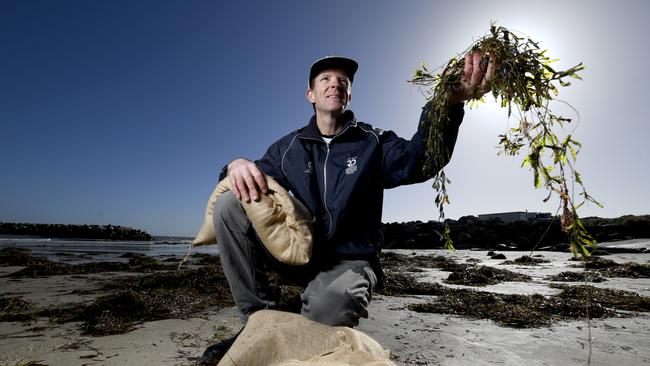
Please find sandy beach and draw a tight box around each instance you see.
[1,247,648,366]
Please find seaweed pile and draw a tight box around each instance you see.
[408,284,650,328]
[0,247,174,277]
[65,266,233,335]
[547,271,604,283]
[570,256,650,278]
[500,255,551,266]
[444,265,530,286]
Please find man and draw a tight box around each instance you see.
[199,53,496,364]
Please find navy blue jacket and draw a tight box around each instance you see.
[222,101,464,263]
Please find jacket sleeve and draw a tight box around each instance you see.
[254,138,292,191]
[217,136,292,191]
[381,101,465,188]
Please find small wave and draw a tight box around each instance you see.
[599,238,650,249]
[0,237,51,242]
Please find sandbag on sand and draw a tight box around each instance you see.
[217,310,395,366]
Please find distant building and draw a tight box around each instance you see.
[477,211,551,223]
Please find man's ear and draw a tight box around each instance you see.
[306,88,315,104]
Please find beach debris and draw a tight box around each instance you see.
[597,262,650,278]
[191,253,222,266]
[547,271,605,283]
[489,253,507,260]
[379,273,445,297]
[444,265,531,286]
[569,257,650,278]
[380,252,459,272]
[500,255,550,266]
[0,247,49,266]
[49,266,234,335]
[551,284,650,312]
[3,250,174,277]
[408,284,649,328]
[409,24,599,256]
[0,295,34,322]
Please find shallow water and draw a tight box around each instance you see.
[0,236,218,264]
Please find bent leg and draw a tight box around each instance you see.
[300,260,377,327]
[214,191,276,323]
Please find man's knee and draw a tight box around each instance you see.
[213,191,248,228]
[301,265,375,327]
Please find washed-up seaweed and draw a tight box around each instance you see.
[0,295,35,322]
[547,271,604,283]
[569,257,650,278]
[500,255,550,266]
[380,252,460,272]
[379,273,446,297]
[2,249,174,277]
[44,266,234,335]
[444,265,530,286]
[409,284,649,328]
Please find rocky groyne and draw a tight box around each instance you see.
[382,215,650,252]
[0,222,153,241]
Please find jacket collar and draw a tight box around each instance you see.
[300,110,357,140]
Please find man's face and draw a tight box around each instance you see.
[306,68,352,114]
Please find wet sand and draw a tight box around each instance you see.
[1,249,649,365]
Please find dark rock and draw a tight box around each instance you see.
[0,222,153,241]
[380,215,650,253]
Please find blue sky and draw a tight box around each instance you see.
[1,0,648,236]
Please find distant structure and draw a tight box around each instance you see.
[477,211,552,223]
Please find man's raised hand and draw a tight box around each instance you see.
[447,50,498,105]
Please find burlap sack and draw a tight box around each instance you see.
[217,310,395,366]
[193,175,313,265]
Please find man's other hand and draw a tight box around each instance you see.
[227,159,268,203]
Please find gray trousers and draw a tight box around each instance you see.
[214,191,377,327]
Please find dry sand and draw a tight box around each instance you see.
[1,249,649,366]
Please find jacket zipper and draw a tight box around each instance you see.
[323,141,333,236]
[299,123,354,238]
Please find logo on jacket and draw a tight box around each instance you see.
[345,157,357,175]
[305,161,313,175]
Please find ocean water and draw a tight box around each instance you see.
[0,236,647,265]
[0,236,218,264]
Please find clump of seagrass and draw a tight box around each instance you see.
[410,24,600,256]
[53,266,234,335]
[500,255,550,266]
[409,285,650,328]
[444,265,531,286]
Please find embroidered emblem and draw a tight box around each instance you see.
[305,161,313,175]
[345,157,357,175]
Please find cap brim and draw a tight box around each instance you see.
[309,56,358,87]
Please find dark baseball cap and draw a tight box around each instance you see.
[308,56,358,88]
